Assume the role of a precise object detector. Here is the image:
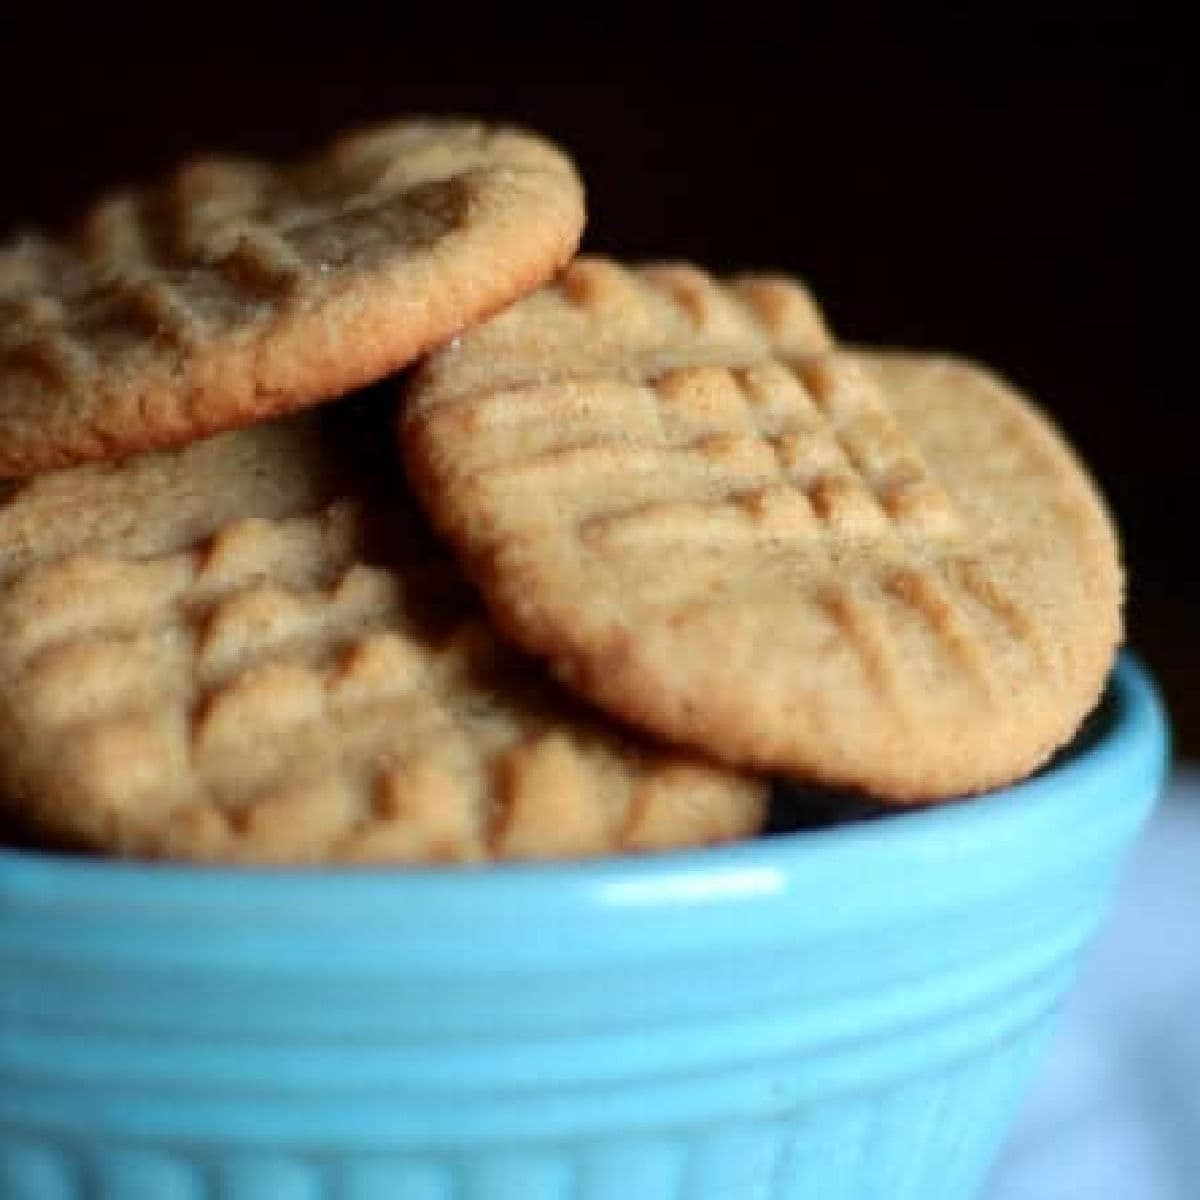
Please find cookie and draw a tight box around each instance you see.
[1,409,341,583]
[0,414,764,864]
[402,259,1122,799]
[0,119,584,475]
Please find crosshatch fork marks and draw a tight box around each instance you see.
[580,489,819,551]
[886,568,997,702]
[951,556,1053,675]
[0,498,764,863]
[820,586,912,728]
[0,118,586,475]
[459,359,967,550]
[555,256,834,359]
[405,273,1123,798]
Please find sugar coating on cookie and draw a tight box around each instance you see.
[0,119,585,475]
[0,432,763,863]
[402,259,1123,799]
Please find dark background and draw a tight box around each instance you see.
[0,25,1184,750]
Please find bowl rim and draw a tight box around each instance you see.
[0,654,1168,921]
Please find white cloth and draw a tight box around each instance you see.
[986,768,1200,1200]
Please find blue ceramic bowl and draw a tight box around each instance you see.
[0,655,1167,1200]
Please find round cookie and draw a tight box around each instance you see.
[0,119,584,475]
[0,405,764,864]
[402,258,1123,800]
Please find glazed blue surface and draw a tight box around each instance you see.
[0,655,1169,1199]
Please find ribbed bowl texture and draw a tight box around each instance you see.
[0,654,1168,1199]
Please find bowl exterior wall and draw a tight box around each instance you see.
[0,658,1169,1200]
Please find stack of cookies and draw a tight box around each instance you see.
[0,120,1122,864]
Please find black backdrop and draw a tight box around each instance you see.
[1,26,1182,749]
